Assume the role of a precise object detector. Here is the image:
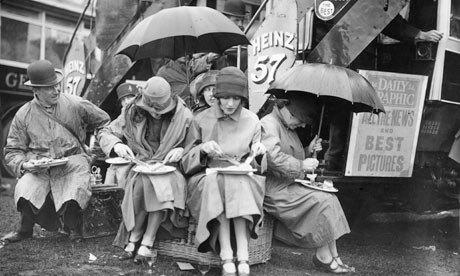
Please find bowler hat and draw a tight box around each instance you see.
[117,83,138,101]
[214,67,248,100]
[24,60,63,87]
[136,76,176,114]
[222,0,246,18]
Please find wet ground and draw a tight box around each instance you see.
[0,178,458,275]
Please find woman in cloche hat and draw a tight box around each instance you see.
[182,67,266,276]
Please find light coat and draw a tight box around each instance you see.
[4,94,110,211]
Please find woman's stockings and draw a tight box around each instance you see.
[129,210,163,246]
[217,214,233,260]
[233,217,249,261]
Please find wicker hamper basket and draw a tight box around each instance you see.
[155,214,274,266]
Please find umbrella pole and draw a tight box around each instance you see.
[312,104,325,159]
[317,104,325,138]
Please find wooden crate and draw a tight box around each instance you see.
[82,186,123,238]
[155,214,274,266]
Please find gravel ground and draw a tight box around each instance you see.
[0,178,458,275]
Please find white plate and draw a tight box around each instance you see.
[294,179,338,193]
[133,164,176,175]
[31,158,69,168]
[213,168,256,175]
[105,157,131,165]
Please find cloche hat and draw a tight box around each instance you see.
[214,67,248,100]
[136,76,176,114]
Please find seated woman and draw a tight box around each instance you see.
[181,67,266,276]
[98,76,193,262]
[260,94,354,274]
[190,70,219,114]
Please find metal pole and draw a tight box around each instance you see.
[237,0,270,67]
[63,0,92,66]
[243,0,270,35]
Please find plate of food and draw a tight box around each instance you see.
[213,164,256,175]
[30,157,69,168]
[105,157,131,165]
[133,164,176,175]
[294,179,338,193]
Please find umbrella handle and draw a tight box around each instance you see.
[317,104,325,138]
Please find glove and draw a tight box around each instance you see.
[164,147,184,163]
[251,142,266,156]
[302,158,319,171]
[200,141,224,157]
[113,143,135,159]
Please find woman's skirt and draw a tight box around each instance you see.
[187,170,265,253]
[264,175,350,248]
[113,170,188,248]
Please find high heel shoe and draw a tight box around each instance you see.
[134,245,157,264]
[237,260,250,276]
[119,242,136,260]
[312,254,352,274]
[221,259,236,276]
[333,256,355,272]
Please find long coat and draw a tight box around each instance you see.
[98,96,193,248]
[4,94,110,213]
[261,107,350,248]
[181,104,265,253]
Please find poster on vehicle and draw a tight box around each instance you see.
[63,38,86,97]
[345,70,427,177]
[247,0,299,113]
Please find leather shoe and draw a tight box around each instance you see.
[1,231,32,243]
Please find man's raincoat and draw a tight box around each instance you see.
[4,94,110,213]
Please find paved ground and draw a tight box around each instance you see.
[0,178,458,275]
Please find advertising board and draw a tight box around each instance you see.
[247,0,299,112]
[345,70,427,177]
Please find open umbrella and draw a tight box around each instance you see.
[268,63,385,114]
[117,6,250,61]
[267,63,385,155]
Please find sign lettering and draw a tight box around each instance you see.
[247,0,298,112]
[63,38,86,97]
[314,0,352,21]
[345,71,427,177]
[0,65,31,93]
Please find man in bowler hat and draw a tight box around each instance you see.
[2,60,110,243]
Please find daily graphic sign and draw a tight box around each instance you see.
[345,71,427,177]
[247,0,298,112]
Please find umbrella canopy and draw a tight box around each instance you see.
[267,63,385,114]
[117,6,250,61]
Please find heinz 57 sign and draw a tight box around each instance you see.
[247,0,298,112]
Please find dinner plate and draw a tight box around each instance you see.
[133,164,176,175]
[294,179,338,193]
[32,158,69,168]
[105,157,131,165]
[213,168,257,175]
